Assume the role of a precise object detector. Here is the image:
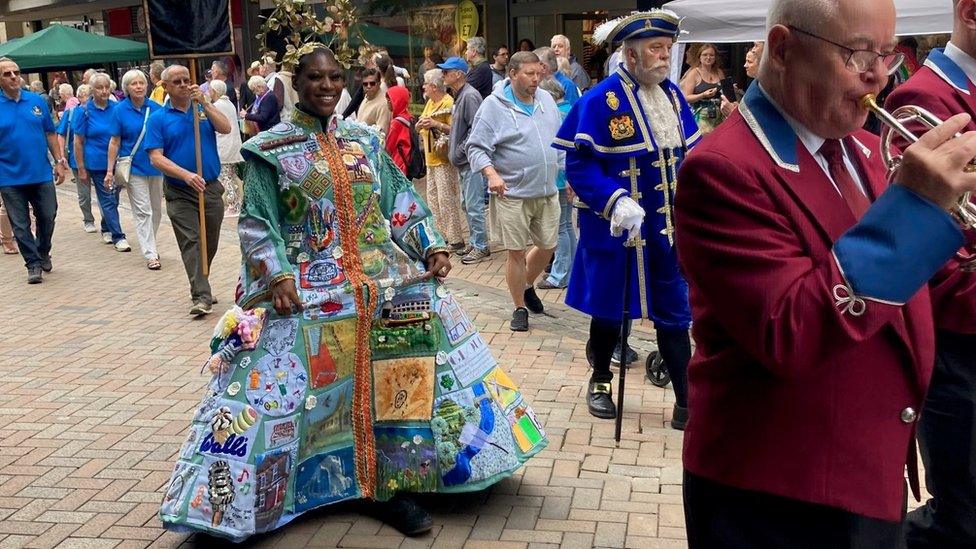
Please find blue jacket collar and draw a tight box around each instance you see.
[739,81,802,172]
[924,48,971,95]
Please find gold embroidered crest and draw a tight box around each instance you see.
[605,91,620,111]
[609,115,635,140]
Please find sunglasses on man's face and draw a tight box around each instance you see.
[1,70,20,78]
[362,81,378,88]
[168,78,192,86]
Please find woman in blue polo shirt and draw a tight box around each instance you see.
[73,73,129,252]
[106,69,163,269]
[57,84,96,234]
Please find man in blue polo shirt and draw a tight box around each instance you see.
[146,64,231,316]
[0,57,67,284]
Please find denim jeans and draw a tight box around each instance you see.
[545,188,578,287]
[0,182,57,269]
[89,170,125,242]
[459,166,488,251]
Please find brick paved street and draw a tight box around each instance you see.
[0,184,927,548]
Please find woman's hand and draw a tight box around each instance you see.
[720,96,738,117]
[423,251,452,281]
[271,278,304,316]
[703,87,718,99]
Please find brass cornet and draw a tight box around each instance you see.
[860,93,976,230]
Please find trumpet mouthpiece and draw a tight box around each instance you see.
[860,93,878,111]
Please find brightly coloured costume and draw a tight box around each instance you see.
[158,108,547,542]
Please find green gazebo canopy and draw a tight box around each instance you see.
[0,24,149,71]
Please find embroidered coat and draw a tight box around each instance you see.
[158,109,547,542]
[553,65,701,326]
[675,82,976,521]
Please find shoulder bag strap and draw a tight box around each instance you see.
[128,106,152,157]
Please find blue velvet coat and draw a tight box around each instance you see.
[553,65,701,325]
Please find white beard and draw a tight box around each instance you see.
[637,84,683,149]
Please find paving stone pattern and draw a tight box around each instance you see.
[0,184,925,548]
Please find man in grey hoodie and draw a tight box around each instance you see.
[466,51,562,332]
[440,56,490,265]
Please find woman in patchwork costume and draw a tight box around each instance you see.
[158,47,547,542]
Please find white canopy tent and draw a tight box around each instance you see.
[662,0,953,43]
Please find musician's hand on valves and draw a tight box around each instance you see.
[610,195,645,240]
[899,112,976,211]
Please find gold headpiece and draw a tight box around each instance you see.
[256,0,368,69]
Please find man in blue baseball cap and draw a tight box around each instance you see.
[438,56,490,266]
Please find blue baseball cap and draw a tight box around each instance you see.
[436,57,469,74]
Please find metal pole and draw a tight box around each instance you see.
[614,238,634,442]
[189,57,209,277]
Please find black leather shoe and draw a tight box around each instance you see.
[27,266,42,284]
[523,286,544,314]
[587,381,616,419]
[671,404,688,431]
[610,344,638,366]
[40,256,52,273]
[366,495,433,536]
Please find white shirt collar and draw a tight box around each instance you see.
[944,41,976,85]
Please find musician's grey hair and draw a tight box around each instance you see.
[767,0,836,35]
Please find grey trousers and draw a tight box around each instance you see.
[72,169,95,224]
[164,180,224,305]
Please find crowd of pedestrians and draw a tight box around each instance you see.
[0,31,614,329]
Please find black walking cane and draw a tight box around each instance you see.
[615,237,634,443]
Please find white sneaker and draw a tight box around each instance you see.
[114,238,131,252]
[101,232,113,244]
[83,222,96,233]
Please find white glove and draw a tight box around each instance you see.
[609,196,645,239]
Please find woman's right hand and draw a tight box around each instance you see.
[271,278,304,316]
[703,87,718,99]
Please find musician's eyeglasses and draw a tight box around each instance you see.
[787,25,904,76]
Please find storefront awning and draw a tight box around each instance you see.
[0,24,149,70]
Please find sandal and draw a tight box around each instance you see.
[147,258,161,270]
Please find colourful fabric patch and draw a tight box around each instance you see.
[374,426,438,500]
[509,404,545,453]
[253,443,297,531]
[184,457,256,537]
[262,319,299,357]
[483,368,521,412]
[445,334,496,388]
[299,258,345,289]
[302,319,357,387]
[245,353,308,417]
[389,191,431,242]
[161,461,200,518]
[431,383,519,487]
[371,318,441,361]
[280,187,310,225]
[436,293,475,346]
[293,445,358,512]
[372,357,436,421]
[278,151,310,182]
[300,378,354,459]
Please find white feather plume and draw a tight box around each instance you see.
[591,14,629,46]
[591,9,682,46]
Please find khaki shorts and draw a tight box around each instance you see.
[491,193,560,251]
